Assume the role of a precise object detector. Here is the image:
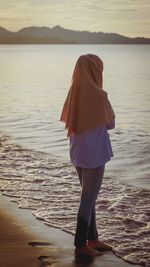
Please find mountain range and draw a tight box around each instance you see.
[0,25,150,44]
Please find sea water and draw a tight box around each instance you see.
[0,45,150,266]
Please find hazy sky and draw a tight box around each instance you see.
[0,0,150,37]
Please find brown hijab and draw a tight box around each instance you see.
[60,54,115,137]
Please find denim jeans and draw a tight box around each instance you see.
[74,165,105,247]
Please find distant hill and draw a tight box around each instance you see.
[0,25,150,44]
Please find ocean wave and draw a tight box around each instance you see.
[0,135,150,266]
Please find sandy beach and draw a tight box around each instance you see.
[0,193,141,267]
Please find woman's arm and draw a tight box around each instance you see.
[106,119,115,130]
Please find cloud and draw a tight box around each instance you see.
[0,0,149,37]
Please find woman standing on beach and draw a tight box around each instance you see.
[60,54,115,257]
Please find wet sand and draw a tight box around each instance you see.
[0,193,140,267]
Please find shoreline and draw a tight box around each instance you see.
[0,192,140,267]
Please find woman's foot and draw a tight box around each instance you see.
[88,239,112,251]
[75,245,102,257]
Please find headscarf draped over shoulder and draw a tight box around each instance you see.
[60,54,115,137]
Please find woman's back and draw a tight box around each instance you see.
[70,120,115,168]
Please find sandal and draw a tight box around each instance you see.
[88,239,112,251]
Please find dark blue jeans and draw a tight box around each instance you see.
[74,165,105,247]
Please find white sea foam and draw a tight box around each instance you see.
[0,135,150,266]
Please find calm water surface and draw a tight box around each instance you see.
[0,45,149,187]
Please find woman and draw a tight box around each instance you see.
[60,54,115,257]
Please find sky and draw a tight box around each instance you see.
[0,0,150,38]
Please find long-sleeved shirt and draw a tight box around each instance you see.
[69,120,115,168]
